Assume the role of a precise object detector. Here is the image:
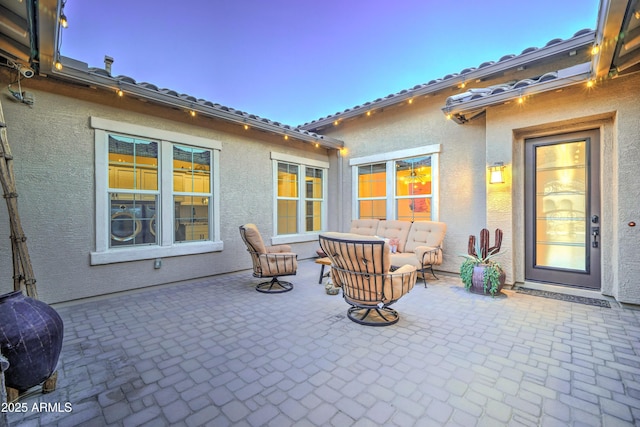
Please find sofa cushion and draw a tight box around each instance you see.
[375,220,411,253]
[405,221,447,253]
[349,219,380,236]
[389,252,419,268]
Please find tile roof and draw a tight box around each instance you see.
[299,29,594,130]
[57,58,344,150]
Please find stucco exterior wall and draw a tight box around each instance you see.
[0,74,329,303]
[484,72,640,304]
[320,95,488,274]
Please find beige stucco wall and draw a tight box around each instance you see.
[319,72,640,305]
[484,71,640,304]
[319,95,488,275]
[0,72,329,303]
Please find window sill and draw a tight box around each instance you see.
[90,241,224,265]
[271,233,320,245]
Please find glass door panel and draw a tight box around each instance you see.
[535,141,587,271]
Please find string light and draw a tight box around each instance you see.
[189,110,196,117]
[116,89,123,97]
[243,124,249,130]
[591,45,600,55]
[60,14,68,28]
[54,60,63,70]
[284,134,289,140]
[586,79,595,88]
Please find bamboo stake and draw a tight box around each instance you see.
[0,100,37,298]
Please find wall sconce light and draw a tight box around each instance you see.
[489,162,505,184]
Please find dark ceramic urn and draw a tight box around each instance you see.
[0,291,64,391]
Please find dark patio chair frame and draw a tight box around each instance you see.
[239,225,297,293]
[319,234,417,326]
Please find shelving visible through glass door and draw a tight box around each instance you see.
[535,141,587,271]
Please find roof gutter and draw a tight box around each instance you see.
[300,30,595,131]
[442,62,592,124]
[50,59,343,150]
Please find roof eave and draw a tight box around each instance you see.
[442,62,592,124]
[592,0,630,79]
[300,30,595,131]
[50,60,344,150]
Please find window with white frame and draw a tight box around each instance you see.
[272,152,329,241]
[91,117,222,265]
[350,145,441,221]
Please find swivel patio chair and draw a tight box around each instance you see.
[319,232,417,326]
[239,224,297,293]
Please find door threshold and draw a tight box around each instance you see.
[519,281,614,303]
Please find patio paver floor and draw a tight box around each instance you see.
[6,260,640,426]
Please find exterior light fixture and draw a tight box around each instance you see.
[489,162,505,184]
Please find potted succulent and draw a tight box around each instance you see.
[460,228,506,296]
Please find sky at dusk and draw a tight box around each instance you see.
[61,0,600,126]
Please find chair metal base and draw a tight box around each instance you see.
[256,277,293,293]
[347,306,399,326]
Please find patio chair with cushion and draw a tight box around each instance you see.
[239,224,298,293]
[319,232,417,326]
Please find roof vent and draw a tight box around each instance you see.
[104,56,114,75]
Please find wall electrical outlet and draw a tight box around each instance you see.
[154,258,162,269]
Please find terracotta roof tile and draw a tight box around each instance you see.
[299,28,593,129]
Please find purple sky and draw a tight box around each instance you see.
[61,0,600,126]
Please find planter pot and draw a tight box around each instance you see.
[0,291,64,391]
[469,265,506,296]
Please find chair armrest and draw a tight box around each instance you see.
[384,264,417,303]
[414,246,441,264]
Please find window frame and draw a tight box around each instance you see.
[349,144,441,221]
[91,117,222,265]
[271,152,329,245]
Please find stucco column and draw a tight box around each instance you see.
[486,132,515,285]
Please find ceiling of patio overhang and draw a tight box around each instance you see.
[594,0,640,78]
[0,0,343,150]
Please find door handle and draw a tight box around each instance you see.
[592,226,600,248]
